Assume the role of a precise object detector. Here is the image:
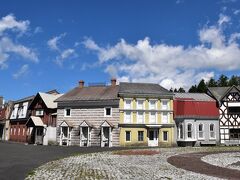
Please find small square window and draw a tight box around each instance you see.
[65,108,71,117]
[126,131,131,142]
[138,131,144,141]
[163,131,168,141]
[105,107,112,117]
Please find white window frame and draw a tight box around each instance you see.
[178,123,183,139]
[64,108,71,117]
[149,99,157,110]
[36,109,44,116]
[104,107,112,117]
[138,131,144,141]
[136,99,145,110]
[149,112,157,124]
[209,124,216,139]
[137,111,145,124]
[187,123,193,139]
[124,99,132,109]
[198,123,204,139]
[124,111,132,123]
[161,99,170,110]
[161,112,169,124]
[163,131,168,142]
[125,131,131,142]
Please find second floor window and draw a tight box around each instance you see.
[137,112,144,123]
[149,100,156,110]
[104,107,112,117]
[187,123,193,138]
[149,112,157,124]
[137,100,144,109]
[124,111,131,123]
[64,108,71,117]
[124,100,132,109]
[162,100,169,110]
[36,109,44,116]
[162,112,169,124]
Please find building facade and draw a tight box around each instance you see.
[174,93,220,146]
[208,86,240,145]
[55,79,120,147]
[26,91,62,145]
[9,96,34,143]
[0,101,13,141]
[118,82,175,147]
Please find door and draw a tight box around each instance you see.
[35,127,43,145]
[61,127,68,146]
[102,127,110,147]
[148,129,158,146]
[81,127,89,147]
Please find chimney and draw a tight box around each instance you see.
[79,80,85,88]
[111,78,117,86]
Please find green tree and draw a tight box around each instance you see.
[197,79,207,93]
[207,78,217,87]
[169,88,173,92]
[218,74,229,87]
[178,87,186,92]
[228,75,239,86]
[188,85,197,93]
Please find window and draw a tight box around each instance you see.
[198,124,204,139]
[178,123,183,139]
[210,124,215,139]
[230,129,240,139]
[36,109,44,116]
[14,127,16,135]
[137,100,144,109]
[163,131,168,141]
[149,100,156,110]
[162,112,168,124]
[22,128,25,136]
[64,108,71,117]
[18,127,20,135]
[162,100,169,110]
[125,99,132,109]
[138,131,144,141]
[125,131,131,142]
[124,111,131,123]
[104,107,112,117]
[10,127,13,135]
[137,112,144,123]
[187,123,193,138]
[149,112,157,124]
[228,102,240,114]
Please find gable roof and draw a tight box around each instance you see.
[174,93,215,101]
[38,92,63,109]
[207,86,240,101]
[119,82,173,97]
[55,85,119,102]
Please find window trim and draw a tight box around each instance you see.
[178,123,183,139]
[149,112,157,124]
[125,131,131,142]
[161,99,170,110]
[136,99,145,110]
[149,99,157,110]
[124,111,132,123]
[124,99,132,109]
[138,131,144,141]
[209,123,216,139]
[64,108,72,117]
[104,107,112,117]
[187,123,193,139]
[161,112,169,124]
[198,123,204,139]
[137,111,145,124]
[163,131,168,142]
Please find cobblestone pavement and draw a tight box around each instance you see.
[26,147,240,180]
[202,152,240,171]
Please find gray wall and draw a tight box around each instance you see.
[175,119,220,146]
[57,107,120,146]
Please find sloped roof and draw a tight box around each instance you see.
[26,116,44,127]
[38,92,63,109]
[174,100,219,119]
[207,86,240,101]
[119,82,173,96]
[56,85,119,102]
[174,93,215,101]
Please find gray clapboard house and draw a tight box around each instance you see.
[55,79,120,147]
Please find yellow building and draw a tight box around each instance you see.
[118,82,175,147]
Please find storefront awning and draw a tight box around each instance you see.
[145,124,162,128]
[26,116,44,127]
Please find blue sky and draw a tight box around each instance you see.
[1,0,240,100]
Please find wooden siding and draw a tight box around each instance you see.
[57,107,120,146]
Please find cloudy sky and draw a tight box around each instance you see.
[1,0,240,100]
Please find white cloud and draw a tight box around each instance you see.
[0,14,29,35]
[0,14,38,69]
[47,33,66,51]
[56,48,76,66]
[34,26,43,34]
[218,14,231,26]
[13,64,29,79]
[233,9,240,15]
[83,14,240,90]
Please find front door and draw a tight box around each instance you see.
[101,127,110,147]
[148,129,158,146]
[80,127,89,147]
[61,127,69,146]
[35,127,43,145]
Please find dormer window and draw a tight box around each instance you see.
[36,109,44,116]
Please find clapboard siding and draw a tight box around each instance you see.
[57,107,120,146]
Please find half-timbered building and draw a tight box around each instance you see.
[208,86,240,145]
[55,79,120,147]
[174,93,219,146]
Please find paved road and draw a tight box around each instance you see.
[0,141,124,180]
[168,151,240,180]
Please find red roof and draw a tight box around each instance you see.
[174,100,219,119]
